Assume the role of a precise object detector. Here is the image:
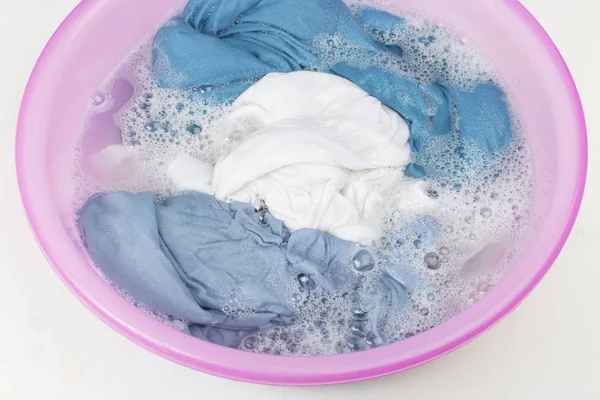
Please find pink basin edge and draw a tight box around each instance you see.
[15,0,587,386]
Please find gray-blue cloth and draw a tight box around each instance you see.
[79,191,418,348]
[152,0,513,175]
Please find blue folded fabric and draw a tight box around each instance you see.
[383,216,438,307]
[79,191,418,348]
[152,0,513,174]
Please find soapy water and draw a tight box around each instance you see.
[70,6,532,356]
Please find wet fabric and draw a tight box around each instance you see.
[152,0,513,172]
[78,190,419,348]
[168,71,427,245]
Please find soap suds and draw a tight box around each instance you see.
[69,7,532,356]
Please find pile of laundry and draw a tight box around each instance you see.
[78,0,513,349]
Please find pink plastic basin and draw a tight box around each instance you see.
[16,0,587,386]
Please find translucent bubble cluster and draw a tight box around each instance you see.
[313,4,494,90]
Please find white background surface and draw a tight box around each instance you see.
[0,0,597,399]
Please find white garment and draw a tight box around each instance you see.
[168,152,213,194]
[170,71,433,244]
[89,144,138,181]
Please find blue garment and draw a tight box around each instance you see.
[384,216,438,307]
[79,191,415,348]
[152,0,513,167]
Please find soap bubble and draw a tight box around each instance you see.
[291,293,302,306]
[258,212,268,224]
[186,123,203,135]
[366,332,383,347]
[352,300,375,320]
[480,208,492,218]
[424,252,441,270]
[298,274,316,291]
[347,337,363,352]
[477,282,492,293]
[294,330,307,340]
[92,93,106,106]
[352,249,376,272]
[468,292,481,304]
[145,121,159,132]
[243,336,259,350]
[349,319,369,338]
[335,341,347,354]
[286,340,301,353]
